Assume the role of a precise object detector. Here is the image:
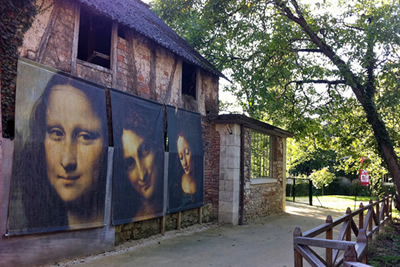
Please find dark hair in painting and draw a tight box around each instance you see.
[8,73,108,234]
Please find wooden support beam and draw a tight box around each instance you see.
[111,21,118,88]
[359,203,364,230]
[160,216,166,235]
[326,215,333,267]
[71,2,80,75]
[293,227,303,267]
[198,207,203,224]
[177,212,182,230]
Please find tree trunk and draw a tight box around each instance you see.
[275,0,400,208]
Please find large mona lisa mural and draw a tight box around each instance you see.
[167,106,204,213]
[7,60,108,235]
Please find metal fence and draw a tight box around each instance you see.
[286,177,313,205]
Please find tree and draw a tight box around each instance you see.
[309,167,336,194]
[151,0,400,206]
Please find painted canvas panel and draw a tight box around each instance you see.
[7,60,108,235]
[111,90,165,224]
[167,106,204,213]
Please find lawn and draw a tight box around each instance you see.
[286,195,379,212]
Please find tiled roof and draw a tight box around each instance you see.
[77,0,225,78]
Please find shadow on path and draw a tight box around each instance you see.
[48,202,346,267]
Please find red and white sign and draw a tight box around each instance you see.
[360,169,370,186]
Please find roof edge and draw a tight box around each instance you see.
[209,114,294,138]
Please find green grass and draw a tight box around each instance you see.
[286,195,381,212]
[368,217,400,266]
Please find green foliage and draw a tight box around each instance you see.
[368,223,400,266]
[151,0,400,196]
[309,167,336,189]
[0,0,37,138]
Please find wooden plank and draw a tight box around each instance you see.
[303,223,331,237]
[294,228,303,267]
[363,208,372,231]
[177,211,182,230]
[296,245,326,267]
[343,262,372,267]
[111,21,118,88]
[350,219,359,237]
[198,207,203,224]
[326,215,333,267]
[160,216,166,235]
[294,237,356,250]
[70,2,80,75]
[37,0,59,63]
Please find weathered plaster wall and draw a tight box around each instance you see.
[243,129,285,221]
[19,0,54,60]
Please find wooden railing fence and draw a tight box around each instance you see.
[293,195,392,267]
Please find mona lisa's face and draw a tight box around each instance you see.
[44,85,104,204]
[177,135,193,175]
[122,129,157,200]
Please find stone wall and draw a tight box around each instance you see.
[202,118,220,218]
[115,204,214,245]
[5,0,220,249]
[243,128,285,221]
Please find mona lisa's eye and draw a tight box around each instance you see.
[124,157,136,172]
[185,148,191,156]
[46,127,64,141]
[139,142,151,157]
[77,131,100,145]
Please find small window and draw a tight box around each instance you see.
[118,25,126,39]
[251,130,271,178]
[77,6,112,68]
[181,61,197,99]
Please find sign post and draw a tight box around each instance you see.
[360,169,370,187]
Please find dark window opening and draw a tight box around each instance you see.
[118,25,126,39]
[78,6,112,68]
[181,61,197,99]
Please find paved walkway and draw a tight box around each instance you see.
[53,202,345,267]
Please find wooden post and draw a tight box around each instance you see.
[386,195,389,218]
[343,245,357,263]
[368,199,373,234]
[293,178,296,202]
[376,197,380,234]
[346,208,352,241]
[198,207,203,224]
[160,216,166,235]
[389,194,393,221]
[71,2,80,75]
[357,229,368,264]
[293,227,303,267]
[326,215,333,267]
[177,211,182,230]
[359,203,364,230]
